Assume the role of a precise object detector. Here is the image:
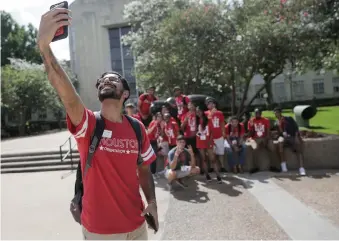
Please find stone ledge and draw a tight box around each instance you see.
[242,136,339,171]
[156,136,339,172]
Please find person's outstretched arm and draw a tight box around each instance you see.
[37,8,84,127]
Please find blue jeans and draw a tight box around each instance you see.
[226,142,246,167]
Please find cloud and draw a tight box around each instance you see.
[2,0,75,60]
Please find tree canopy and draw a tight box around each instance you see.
[1,11,42,66]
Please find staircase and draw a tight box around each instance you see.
[1,150,80,174]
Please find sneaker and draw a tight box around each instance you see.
[166,183,173,191]
[217,176,222,184]
[299,167,306,176]
[281,162,288,172]
[176,179,188,189]
[206,174,212,182]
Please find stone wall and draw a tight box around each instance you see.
[156,136,339,172]
[242,136,339,171]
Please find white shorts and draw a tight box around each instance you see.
[214,137,225,155]
[165,166,191,179]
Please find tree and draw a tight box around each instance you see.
[1,11,42,66]
[1,59,61,135]
[123,0,237,98]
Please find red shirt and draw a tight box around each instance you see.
[175,95,190,119]
[147,120,161,141]
[248,117,270,138]
[225,123,245,138]
[132,113,142,122]
[205,110,224,139]
[138,94,157,116]
[181,111,197,138]
[196,120,211,149]
[164,120,179,145]
[66,109,156,234]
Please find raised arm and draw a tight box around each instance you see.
[37,8,84,127]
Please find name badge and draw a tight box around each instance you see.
[200,135,206,140]
[102,130,112,138]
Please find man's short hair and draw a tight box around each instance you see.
[148,86,156,90]
[254,108,262,114]
[95,71,130,101]
[230,116,238,121]
[176,135,185,141]
[274,107,282,113]
[206,97,216,105]
[174,86,181,91]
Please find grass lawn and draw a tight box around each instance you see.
[262,106,339,135]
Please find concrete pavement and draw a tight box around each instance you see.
[1,130,73,154]
[2,170,339,240]
[2,131,339,240]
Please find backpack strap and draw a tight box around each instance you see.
[83,111,105,177]
[125,115,143,166]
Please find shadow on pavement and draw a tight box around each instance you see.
[200,175,244,197]
[154,175,210,203]
[173,181,210,204]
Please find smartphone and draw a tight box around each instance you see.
[50,1,69,42]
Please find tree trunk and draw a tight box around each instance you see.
[236,77,251,117]
[230,69,236,115]
[264,82,273,106]
[18,108,27,136]
[238,71,282,117]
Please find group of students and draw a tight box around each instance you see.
[125,86,307,189]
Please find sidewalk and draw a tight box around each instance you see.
[1,130,74,154]
[1,171,170,240]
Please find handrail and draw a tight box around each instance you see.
[59,135,78,179]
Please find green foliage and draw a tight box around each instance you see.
[1,59,61,134]
[1,11,42,66]
[123,0,338,109]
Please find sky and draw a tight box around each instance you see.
[2,0,75,60]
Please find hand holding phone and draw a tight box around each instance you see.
[50,1,69,42]
[38,1,70,48]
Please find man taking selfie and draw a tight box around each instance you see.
[37,7,158,240]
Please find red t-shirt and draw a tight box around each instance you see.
[66,109,156,234]
[175,95,190,119]
[248,117,270,138]
[147,120,161,141]
[132,113,142,122]
[138,94,157,116]
[196,120,211,149]
[181,112,197,138]
[225,123,245,138]
[164,120,179,145]
[205,110,224,139]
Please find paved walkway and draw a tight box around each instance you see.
[2,170,339,240]
[2,131,339,239]
[1,130,73,154]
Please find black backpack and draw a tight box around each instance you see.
[228,123,242,137]
[70,112,143,224]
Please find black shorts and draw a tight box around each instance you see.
[185,136,198,154]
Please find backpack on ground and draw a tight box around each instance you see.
[70,112,143,224]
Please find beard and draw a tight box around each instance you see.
[98,87,123,102]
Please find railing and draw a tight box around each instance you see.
[60,135,77,179]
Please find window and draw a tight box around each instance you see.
[274,82,287,102]
[333,77,339,93]
[108,27,136,98]
[313,79,325,94]
[39,110,47,119]
[292,80,304,97]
